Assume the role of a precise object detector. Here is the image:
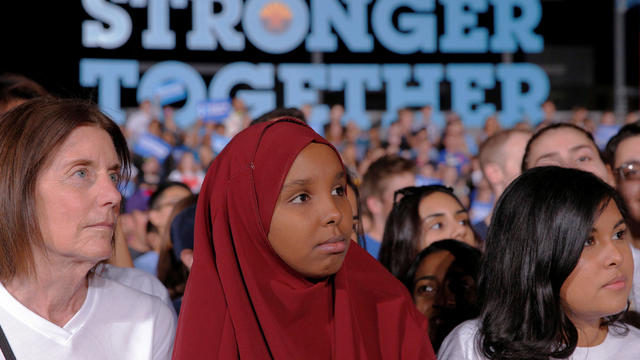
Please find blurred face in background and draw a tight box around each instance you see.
[418,192,475,249]
[526,127,614,186]
[412,250,455,318]
[613,135,640,226]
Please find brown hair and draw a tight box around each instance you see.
[521,123,603,172]
[360,155,415,215]
[0,73,48,113]
[478,129,532,170]
[0,97,130,281]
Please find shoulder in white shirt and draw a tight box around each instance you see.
[0,276,176,360]
[439,319,640,360]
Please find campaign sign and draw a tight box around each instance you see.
[197,99,232,123]
[133,133,172,162]
[154,80,188,106]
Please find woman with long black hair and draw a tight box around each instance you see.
[439,166,640,359]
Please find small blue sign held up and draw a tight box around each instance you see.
[197,99,232,123]
[133,133,172,162]
[154,80,188,106]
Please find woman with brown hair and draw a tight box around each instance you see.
[0,97,175,359]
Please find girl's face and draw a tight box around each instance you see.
[418,192,475,250]
[412,250,455,319]
[527,128,614,186]
[560,200,633,325]
[268,143,353,279]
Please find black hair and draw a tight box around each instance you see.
[478,166,637,359]
[378,185,474,279]
[403,239,482,351]
[521,123,604,172]
[345,169,365,248]
[148,181,191,209]
[603,121,640,168]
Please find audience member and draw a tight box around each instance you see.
[173,118,436,359]
[604,122,640,309]
[605,122,640,244]
[403,239,481,352]
[0,73,47,113]
[0,97,174,359]
[134,182,192,275]
[360,155,416,259]
[522,123,615,186]
[157,195,197,314]
[379,185,478,279]
[440,166,640,359]
[475,129,532,239]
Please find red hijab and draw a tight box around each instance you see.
[173,118,435,359]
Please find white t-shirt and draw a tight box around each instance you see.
[630,245,640,311]
[439,319,640,360]
[98,264,177,320]
[0,276,175,360]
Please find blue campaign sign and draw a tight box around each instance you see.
[154,80,188,106]
[133,133,172,161]
[197,99,232,123]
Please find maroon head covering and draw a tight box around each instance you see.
[173,118,435,359]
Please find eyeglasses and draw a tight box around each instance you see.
[393,185,454,208]
[615,161,640,181]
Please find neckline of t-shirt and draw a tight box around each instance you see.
[0,277,97,343]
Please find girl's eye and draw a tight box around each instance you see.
[291,193,310,204]
[613,229,627,241]
[332,186,346,197]
[430,223,442,230]
[415,284,437,296]
[577,155,592,163]
[584,236,595,247]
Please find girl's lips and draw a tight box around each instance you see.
[316,235,348,254]
[603,275,627,290]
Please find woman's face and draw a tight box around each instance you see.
[269,143,353,279]
[527,128,614,186]
[418,192,475,249]
[412,250,455,318]
[35,126,122,265]
[560,200,633,325]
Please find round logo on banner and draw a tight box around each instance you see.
[260,2,293,33]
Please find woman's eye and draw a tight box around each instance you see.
[109,173,120,184]
[332,186,346,197]
[577,155,592,163]
[430,223,442,230]
[75,169,88,178]
[291,193,310,204]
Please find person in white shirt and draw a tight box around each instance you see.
[0,97,175,359]
[440,166,640,360]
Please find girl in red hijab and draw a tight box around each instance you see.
[172,118,435,359]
